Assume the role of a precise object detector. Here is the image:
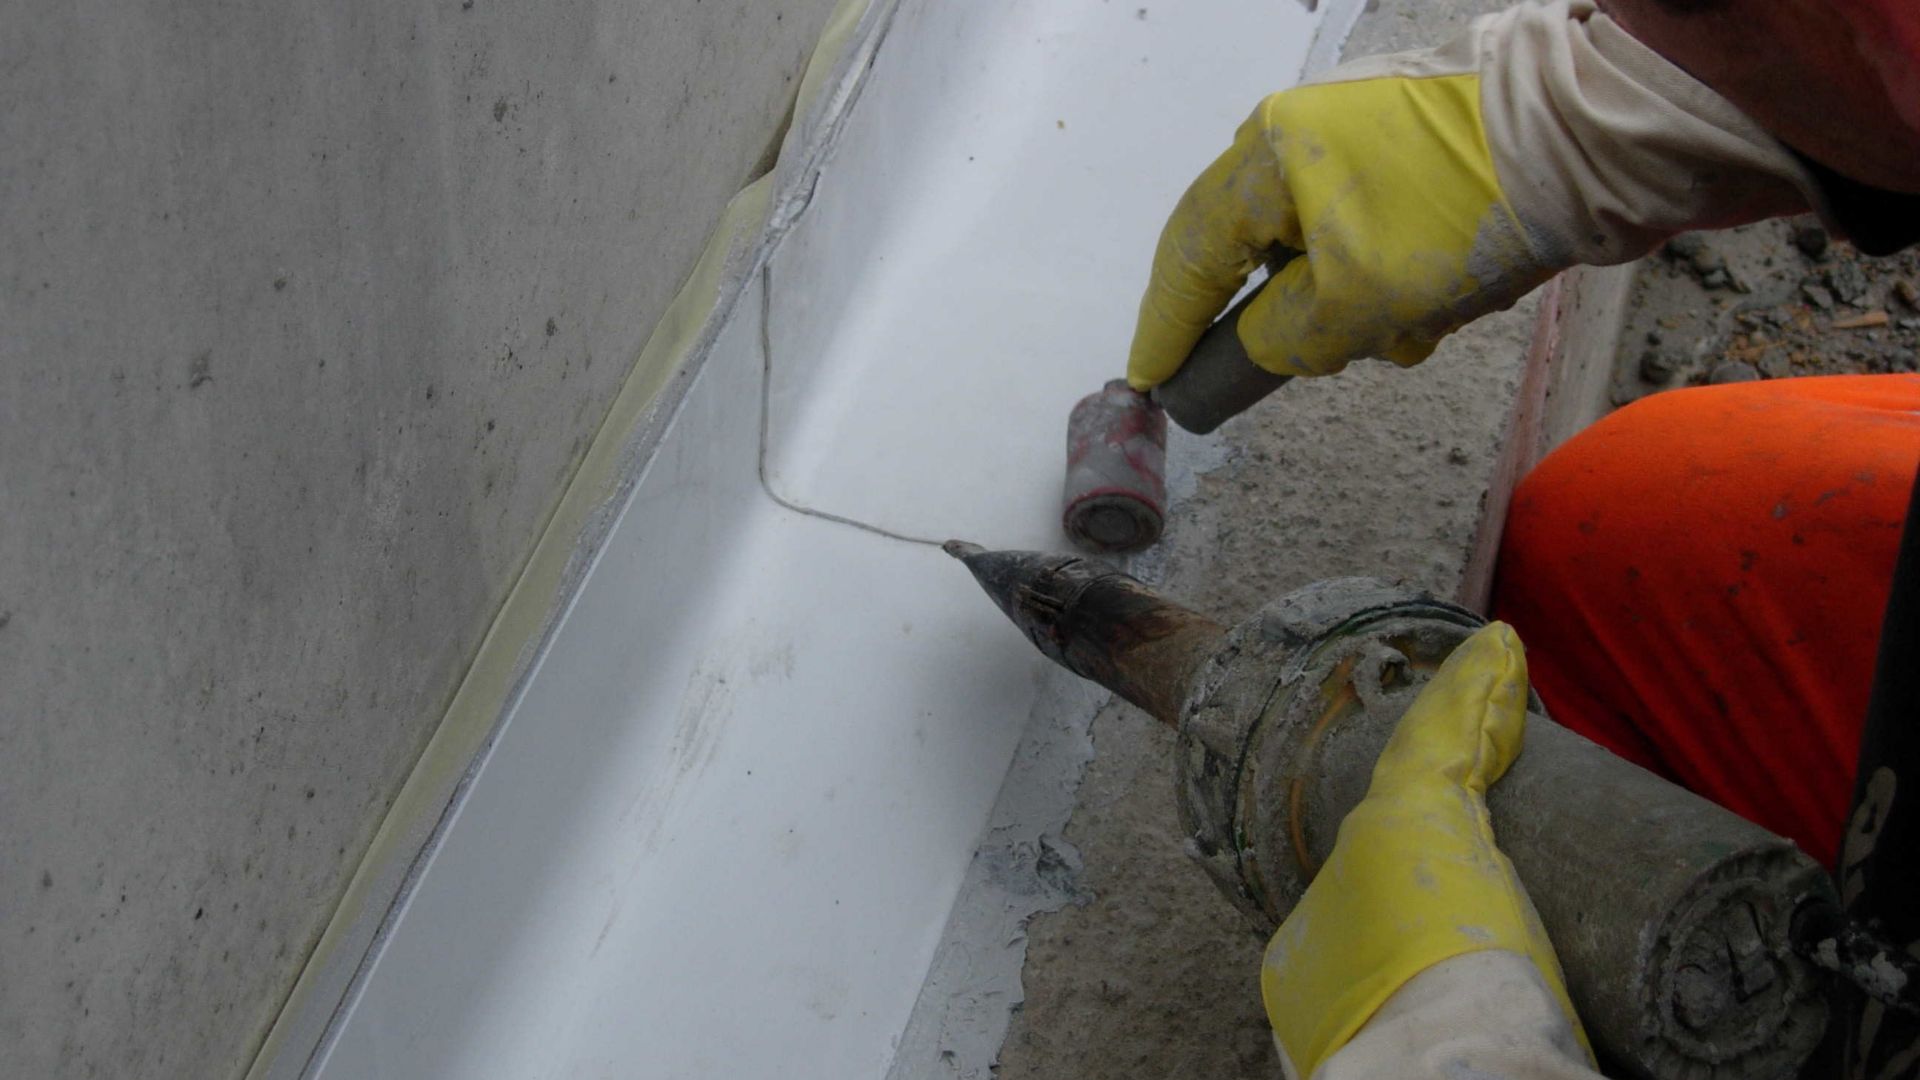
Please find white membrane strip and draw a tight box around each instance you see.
[310,3,1334,1076]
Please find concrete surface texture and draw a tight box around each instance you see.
[991,1,1538,1076]
[1617,218,1920,400]
[0,1,840,1077]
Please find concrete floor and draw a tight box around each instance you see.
[993,4,1529,1073]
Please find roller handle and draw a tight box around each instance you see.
[1149,279,1291,435]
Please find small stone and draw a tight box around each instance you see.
[1898,317,1920,331]
[1699,267,1732,290]
[1664,233,1706,262]
[1801,282,1836,310]
[1708,360,1762,384]
[1792,222,1830,259]
[1639,347,1683,384]
[1447,446,1470,466]
[1831,310,1890,331]
[1645,329,1663,345]
[1757,352,1791,379]
[1895,279,1920,311]
[1827,261,1871,304]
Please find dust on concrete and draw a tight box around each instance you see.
[1614,216,1920,402]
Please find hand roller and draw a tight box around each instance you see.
[1062,282,1288,553]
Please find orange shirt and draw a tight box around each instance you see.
[1600,0,1920,194]
[1492,375,1920,868]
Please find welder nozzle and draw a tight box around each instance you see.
[943,542,1225,725]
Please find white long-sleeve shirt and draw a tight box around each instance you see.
[1283,951,1603,1080]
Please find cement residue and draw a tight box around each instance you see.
[1811,936,1912,1002]
[883,674,1106,1080]
[1613,217,1920,405]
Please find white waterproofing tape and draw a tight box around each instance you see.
[304,2,1342,1076]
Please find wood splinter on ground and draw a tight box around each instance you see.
[1831,310,1891,330]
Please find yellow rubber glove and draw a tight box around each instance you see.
[1126,74,1541,390]
[1259,622,1592,1078]
[1126,1,1823,391]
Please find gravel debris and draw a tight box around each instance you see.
[1618,218,1920,400]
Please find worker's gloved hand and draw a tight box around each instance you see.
[1126,0,1823,390]
[1259,622,1591,1078]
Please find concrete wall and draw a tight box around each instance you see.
[0,1,840,1076]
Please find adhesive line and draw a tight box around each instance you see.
[756,266,950,549]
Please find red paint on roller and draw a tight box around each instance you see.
[1063,379,1167,553]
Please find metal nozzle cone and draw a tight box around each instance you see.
[941,544,1225,725]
